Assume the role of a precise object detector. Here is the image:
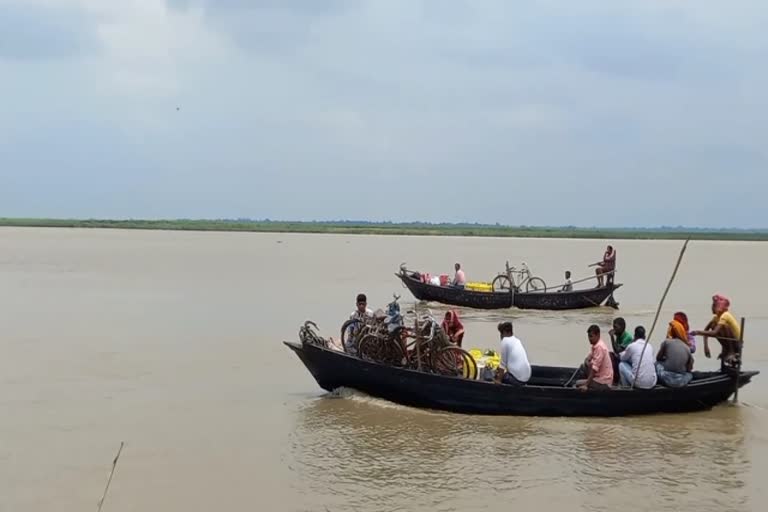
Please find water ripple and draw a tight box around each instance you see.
[283,392,755,512]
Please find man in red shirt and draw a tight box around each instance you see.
[595,245,616,287]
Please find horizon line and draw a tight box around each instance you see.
[1,216,767,232]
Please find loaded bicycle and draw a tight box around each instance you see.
[356,306,477,379]
[491,261,547,293]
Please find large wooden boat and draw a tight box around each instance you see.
[396,267,621,310]
[285,339,758,417]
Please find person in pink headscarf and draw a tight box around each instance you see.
[691,294,742,366]
[441,310,465,347]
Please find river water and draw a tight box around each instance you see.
[1,227,766,511]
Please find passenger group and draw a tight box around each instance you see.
[344,291,740,390]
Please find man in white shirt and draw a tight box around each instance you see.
[343,293,374,354]
[350,293,374,321]
[560,270,573,292]
[452,263,466,288]
[618,325,657,389]
[494,321,532,385]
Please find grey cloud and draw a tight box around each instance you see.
[166,0,352,16]
[2,1,768,227]
[166,0,355,54]
[0,3,97,60]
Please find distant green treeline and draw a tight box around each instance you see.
[1,217,767,241]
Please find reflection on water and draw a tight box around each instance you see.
[403,300,622,326]
[287,393,750,512]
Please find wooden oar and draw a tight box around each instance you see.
[564,367,581,387]
[631,238,690,389]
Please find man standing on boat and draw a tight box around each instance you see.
[343,293,374,354]
[575,325,613,391]
[350,293,373,320]
[594,245,616,287]
[494,321,531,386]
[452,263,466,288]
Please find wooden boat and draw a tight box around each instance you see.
[285,339,759,417]
[396,267,622,310]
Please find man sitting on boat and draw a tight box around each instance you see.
[655,323,694,388]
[608,317,633,384]
[618,326,657,389]
[560,270,573,292]
[575,325,613,391]
[452,263,466,288]
[691,294,741,367]
[441,310,465,347]
[609,317,633,354]
[493,321,531,386]
[594,245,616,287]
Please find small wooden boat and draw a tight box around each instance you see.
[396,267,622,310]
[285,339,758,417]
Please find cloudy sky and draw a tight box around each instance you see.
[1,1,766,227]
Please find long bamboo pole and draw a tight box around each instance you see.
[97,442,124,512]
[733,317,745,403]
[631,239,690,389]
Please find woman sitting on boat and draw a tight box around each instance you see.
[656,319,694,388]
[667,311,695,353]
[441,310,465,347]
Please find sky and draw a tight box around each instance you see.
[1,0,766,228]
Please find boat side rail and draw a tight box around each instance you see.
[551,270,617,291]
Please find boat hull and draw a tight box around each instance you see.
[397,271,621,310]
[286,341,758,417]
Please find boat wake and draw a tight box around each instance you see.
[323,387,431,413]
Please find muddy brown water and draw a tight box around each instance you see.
[1,228,766,511]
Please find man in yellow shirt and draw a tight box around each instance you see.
[692,294,741,367]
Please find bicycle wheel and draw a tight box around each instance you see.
[525,277,547,293]
[340,319,363,353]
[405,341,429,370]
[357,334,384,362]
[380,336,407,366]
[434,347,478,378]
[492,275,513,292]
[359,334,404,365]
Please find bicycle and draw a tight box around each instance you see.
[491,261,547,293]
[299,320,327,348]
[399,311,478,378]
[341,294,404,357]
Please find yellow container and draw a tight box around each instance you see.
[465,281,493,292]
